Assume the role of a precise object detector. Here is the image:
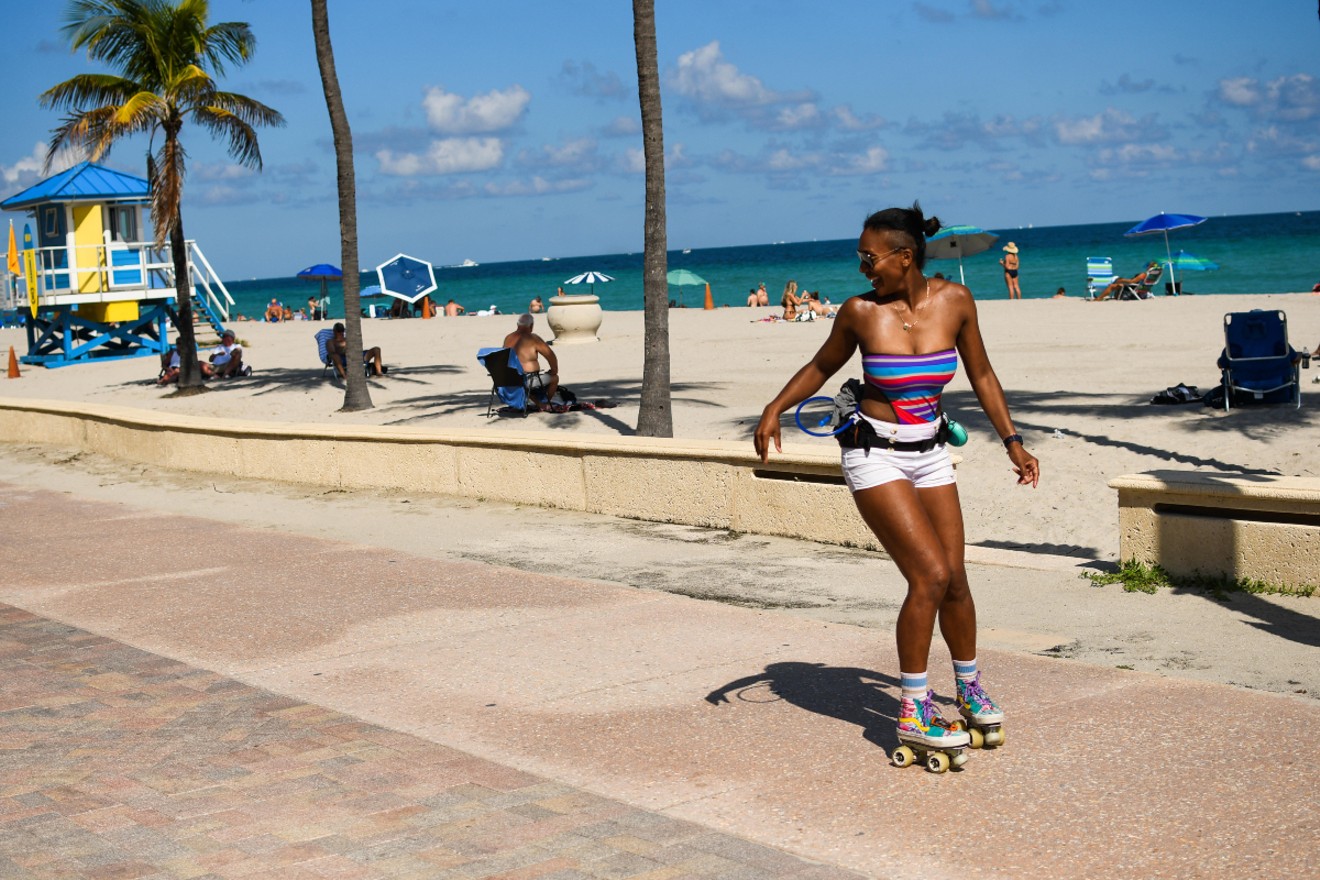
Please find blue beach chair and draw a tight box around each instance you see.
[478,346,530,417]
[1217,310,1301,412]
[1086,257,1114,300]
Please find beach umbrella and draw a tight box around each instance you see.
[924,225,999,285]
[1124,212,1207,294]
[666,268,707,307]
[1165,250,1219,272]
[564,270,613,296]
[375,253,437,303]
[359,284,386,297]
[296,262,342,300]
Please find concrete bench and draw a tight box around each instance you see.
[1109,471,1320,589]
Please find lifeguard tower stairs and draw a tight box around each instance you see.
[0,162,232,367]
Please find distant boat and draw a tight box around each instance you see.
[541,256,552,261]
[682,248,691,254]
[460,258,479,267]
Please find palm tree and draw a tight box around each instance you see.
[310,0,371,411]
[631,0,672,437]
[40,0,283,393]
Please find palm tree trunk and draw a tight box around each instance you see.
[311,0,372,411]
[632,0,672,437]
[167,163,205,393]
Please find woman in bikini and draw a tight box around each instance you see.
[999,242,1021,299]
[754,203,1039,762]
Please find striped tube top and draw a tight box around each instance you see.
[860,348,958,424]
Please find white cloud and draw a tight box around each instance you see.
[1218,77,1261,107]
[376,137,504,176]
[483,176,591,197]
[1053,108,1149,144]
[1302,155,1320,171]
[542,138,597,167]
[836,146,889,175]
[773,103,822,130]
[834,106,886,131]
[422,85,530,135]
[673,41,775,106]
[3,142,83,185]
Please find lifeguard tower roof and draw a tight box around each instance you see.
[2,161,148,211]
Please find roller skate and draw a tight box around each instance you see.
[891,690,969,773]
[953,672,1005,749]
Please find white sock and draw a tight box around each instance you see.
[899,670,927,703]
[953,658,978,684]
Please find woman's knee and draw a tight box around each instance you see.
[906,562,953,603]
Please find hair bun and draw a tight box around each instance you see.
[923,216,942,238]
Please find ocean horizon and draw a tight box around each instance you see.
[224,209,1320,321]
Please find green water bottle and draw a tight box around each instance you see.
[946,417,968,447]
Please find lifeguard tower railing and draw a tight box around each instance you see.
[19,238,232,323]
[0,238,233,365]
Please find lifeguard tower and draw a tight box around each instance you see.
[0,161,232,367]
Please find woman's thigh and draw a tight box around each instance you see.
[851,479,951,586]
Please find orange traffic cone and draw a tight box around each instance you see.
[422,296,434,319]
[703,282,714,310]
[6,346,19,379]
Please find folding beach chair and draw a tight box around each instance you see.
[478,347,529,417]
[1217,310,1301,412]
[1116,263,1162,300]
[1085,257,1114,300]
[315,328,370,378]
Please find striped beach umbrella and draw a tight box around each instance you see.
[564,271,614,296]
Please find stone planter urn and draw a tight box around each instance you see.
[546,294,603,343]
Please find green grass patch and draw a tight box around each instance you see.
[1081,559,1315,598]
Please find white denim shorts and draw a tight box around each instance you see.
[840,413,957,493]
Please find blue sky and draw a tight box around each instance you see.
[2,0,1317,279]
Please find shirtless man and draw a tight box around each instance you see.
[444,298,465,317]
[503,313,558,403]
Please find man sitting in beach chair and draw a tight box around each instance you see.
[1094,261,1161,301]
[320,322,386,379]
[502,313,558,405]
[207,329,250,378]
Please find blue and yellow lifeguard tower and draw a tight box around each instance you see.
[0,161,232,367]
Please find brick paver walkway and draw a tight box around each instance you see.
[0,605,862,880]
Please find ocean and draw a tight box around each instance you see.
[224,210,1320,320]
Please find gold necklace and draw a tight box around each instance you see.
[901,277,930,332]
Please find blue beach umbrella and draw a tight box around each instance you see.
[375,253,437,303]
[296,262,342,300]
[1124,212,1207,292]
[925,225,999,285]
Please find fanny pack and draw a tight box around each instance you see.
[836,416,951,452]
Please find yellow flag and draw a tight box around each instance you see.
[6,221,17,277]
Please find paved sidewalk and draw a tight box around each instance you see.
[2,483,1317,879]
[0,605,859,879]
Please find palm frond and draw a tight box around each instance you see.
[208,91,285,130]
[150,134,187,248]
[191,106,261,169]
[39,73,139,112]
[199,20,256,74]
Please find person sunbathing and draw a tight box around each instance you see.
[1094,261,1159,301]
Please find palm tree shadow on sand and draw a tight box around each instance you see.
[707,661,919,752]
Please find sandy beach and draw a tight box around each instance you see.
[1,293,1317,562]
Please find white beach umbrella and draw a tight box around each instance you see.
[564,271,614,296]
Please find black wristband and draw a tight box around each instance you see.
[1002,433,1023,448]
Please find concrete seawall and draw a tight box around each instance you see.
[0,397,907,553]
